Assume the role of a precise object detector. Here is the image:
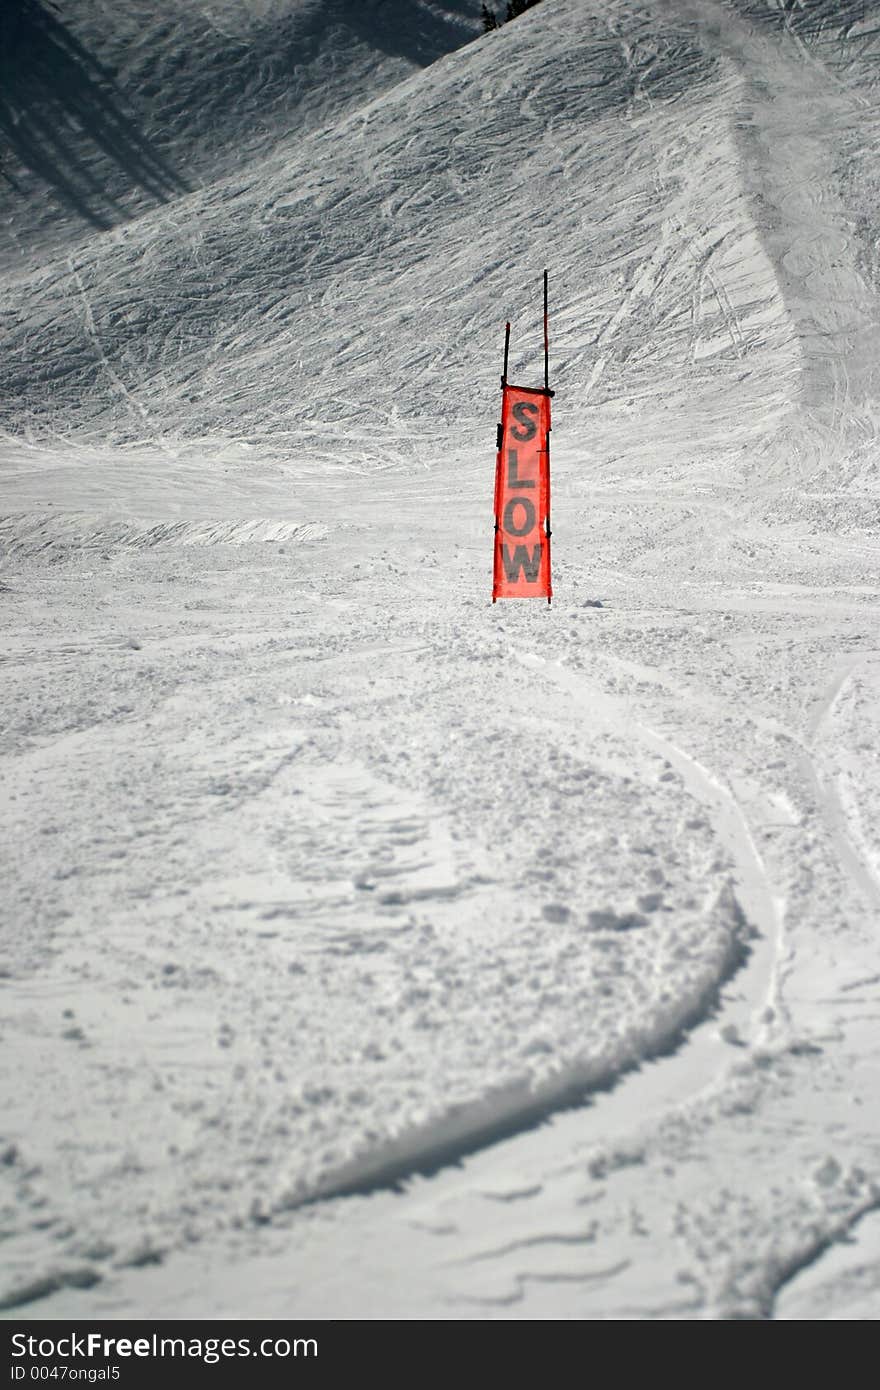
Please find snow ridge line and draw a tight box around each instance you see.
[0,513,329,554]
[278,886,750,1210]
[763,1189,880,1320]
[275,644,783,1213]
[525,651,787,1041]
[805,662,880,913]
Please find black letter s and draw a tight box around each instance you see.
[510,401,538,441]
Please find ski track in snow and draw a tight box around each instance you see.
[2,0,880,1319]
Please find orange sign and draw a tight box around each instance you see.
[493,384,551,601]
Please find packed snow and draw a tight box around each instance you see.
[1,0,879,1319]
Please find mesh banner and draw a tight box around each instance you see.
[493,384,552,601]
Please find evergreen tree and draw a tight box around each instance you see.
[482,0,542,32]
[505,0,540,22]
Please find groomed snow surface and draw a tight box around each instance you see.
[1,0,880,1319]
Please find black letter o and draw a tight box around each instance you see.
[503,496,535,536]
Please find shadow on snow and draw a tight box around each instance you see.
[0,0,188,228]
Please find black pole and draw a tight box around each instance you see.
[494,321,511,603]
[497,321,510,451]
[543,269,549,393]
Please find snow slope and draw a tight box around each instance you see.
[3,0,801,465]
[1,0,880,1319]
[0,1,482,265]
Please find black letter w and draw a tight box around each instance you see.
[502,543,542,582]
